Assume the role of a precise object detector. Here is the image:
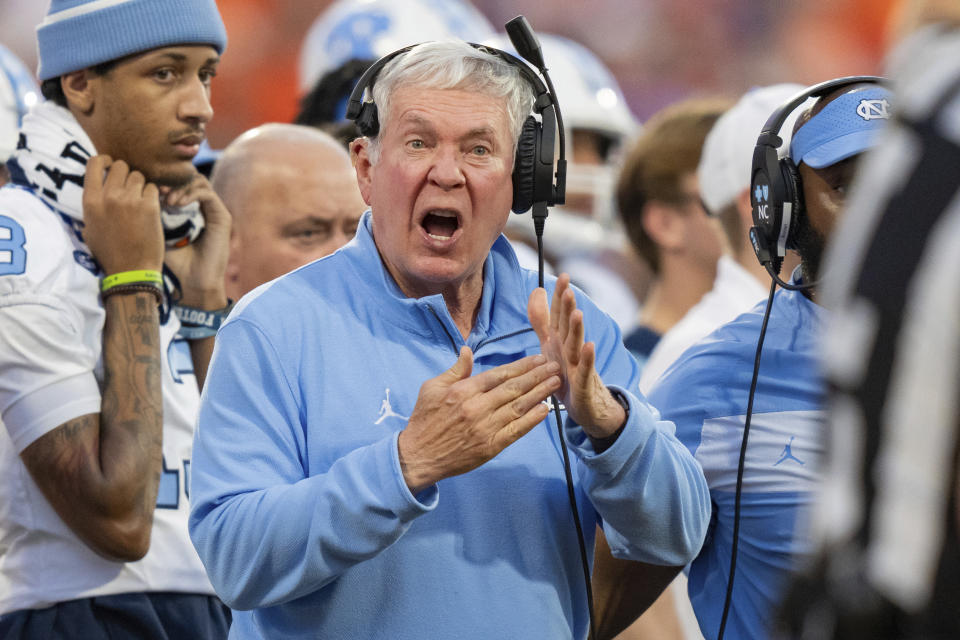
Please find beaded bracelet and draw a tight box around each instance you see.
[100,282,164,306]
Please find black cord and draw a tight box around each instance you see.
[536,216,546,289]
[536,212,595,640]
[554,400,596,640]
[716,277,778,640]
[764,262,817,291]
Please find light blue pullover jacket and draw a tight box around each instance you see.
[189,212,710,639]
[649,279,826,640]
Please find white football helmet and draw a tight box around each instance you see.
[483,33,639,256]
[298,0,495,96]
[538,34,638,163]
[480,33,643,330]
[0,44,40,162]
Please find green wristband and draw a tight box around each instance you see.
[102,269,163,292]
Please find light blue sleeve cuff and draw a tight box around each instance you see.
[567,384,711,566]
[563,384,657,475]
[389,431,439,511]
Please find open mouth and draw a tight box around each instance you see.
[421,209,460,241]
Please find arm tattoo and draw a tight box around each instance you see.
[99,292,163,473]
[131,295,154,347]
[17,293,165,558]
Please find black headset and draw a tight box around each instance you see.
[344,18,567,225]
[749,76,884,288]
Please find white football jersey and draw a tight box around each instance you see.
[0,186,213,614]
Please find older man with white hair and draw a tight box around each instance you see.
[189,38,710,639]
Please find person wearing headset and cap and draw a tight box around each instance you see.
[0,1,231,637]
[188,37,710,640]
[598,80,894,640]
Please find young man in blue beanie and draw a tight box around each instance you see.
[0,1,231,637]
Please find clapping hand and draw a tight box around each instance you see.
[527,274,625,439]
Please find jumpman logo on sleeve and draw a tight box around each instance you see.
[774,436,805,466]
[375,388,410,425]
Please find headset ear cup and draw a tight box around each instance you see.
[512,116,539,214]
[781,157,804,250]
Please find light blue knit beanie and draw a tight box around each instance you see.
[36,0,228,81]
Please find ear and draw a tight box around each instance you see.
[735,188,753,227]
[350,137,374,206]
[641,201,685,251]
[61,69,96,114]
[224,229,242,291]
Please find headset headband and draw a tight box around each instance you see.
[756,75,886,150]
[345,42,554,126]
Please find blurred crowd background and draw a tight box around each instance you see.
[0,0,900,149]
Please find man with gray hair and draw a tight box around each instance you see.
[189,39,710,638]
[211,123,366,300]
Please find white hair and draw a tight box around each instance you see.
[366,40,537,164]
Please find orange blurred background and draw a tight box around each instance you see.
[0,0,901,149]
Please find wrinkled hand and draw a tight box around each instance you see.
[82,156,163,275]
[397,347,562,493]
[527,273,625,439]
[162,174,231,308]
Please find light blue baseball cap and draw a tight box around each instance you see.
[790,86,893,169]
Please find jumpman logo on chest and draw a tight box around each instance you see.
[773,436,805,466]
[375,388,410,425]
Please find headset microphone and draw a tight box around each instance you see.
[505,16,543,67]
[501,15,567,288]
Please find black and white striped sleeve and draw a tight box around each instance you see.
[811,23,960,626]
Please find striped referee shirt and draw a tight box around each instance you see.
[810,23,960,636]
